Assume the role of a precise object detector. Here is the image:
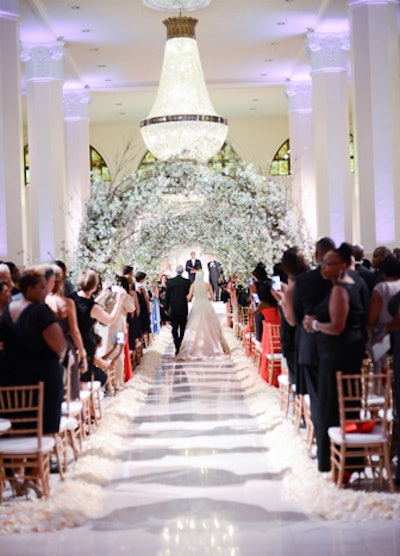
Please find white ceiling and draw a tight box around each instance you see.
[18,0,353,123]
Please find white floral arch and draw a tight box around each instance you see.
[74,158,313,280]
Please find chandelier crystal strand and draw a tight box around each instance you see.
[140,16,228,162]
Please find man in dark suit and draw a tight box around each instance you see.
[292,237,335,441]
[165,264,191,355]
[185,251,202,283]
[207,254,223,301]
[352,244,374,293]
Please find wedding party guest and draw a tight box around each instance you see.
[292,237,335,437]
[0,279,12,357]
[165,264,191,355]
[0,263,12,292]
[158,274,169,325]
[371,245,391,285]
[135,271,151,348]
[303,243,365,474]
[101,276,136,386]
[46,265,88,400]
[185,251,202,283]
[271,246,309,387]
[352,245,374,293]
[71,269,126,385]
[159,258,173,279]
[122,265,142,365]
[4,261,21,298]
[367,255,400,373]
[0,267,66,434]
[53,259,75,297]
[149,278,161,335]
[207,254,224,301]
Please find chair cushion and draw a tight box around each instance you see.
[0,436,55,454]
[59,416,78,432]
[328,425,386,445]
[266,353,282,361]
[277,374,289,386]
[62,400,83,415]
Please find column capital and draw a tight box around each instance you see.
[63,88,91,120]
[0,0,19,19]
[307,32,350,72]
[286,80,312,113]
[21,41,64,82]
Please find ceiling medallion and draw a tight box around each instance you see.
[143,0,212,12]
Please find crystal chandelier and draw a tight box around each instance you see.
[140,15,228,162]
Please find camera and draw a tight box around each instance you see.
[110,284,120,293]
[115,332,125,345]
[271,275,282,291]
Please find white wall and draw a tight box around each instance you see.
[89,116,290,179]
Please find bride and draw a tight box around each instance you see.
[177,271,230,359]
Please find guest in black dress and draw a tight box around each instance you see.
[303,243,365,473]
[0,267,66,434]
[71,270,126,384]
[135,271,151,347]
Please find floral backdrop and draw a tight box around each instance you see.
[73,157,313,280]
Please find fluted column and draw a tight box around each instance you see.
[349,0,400,251]
[308,32,353,245]
[285,80,316,238]
[0,0,26,263]
[21,41,66,262]
[63,88,91,257]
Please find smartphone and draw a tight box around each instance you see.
[271,275,282,291]
[252,293,260,304]
[248,277,254,286]
[115,332,125,345]
[111,284,120,293]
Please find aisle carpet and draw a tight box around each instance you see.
[0,323,399,535]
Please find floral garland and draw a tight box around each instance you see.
[73,157,313,280]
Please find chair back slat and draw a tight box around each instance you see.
[0,383,44,444]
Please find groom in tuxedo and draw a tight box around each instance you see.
[165,264,191,355]
[207,254,224,301]
[185,251,202,283]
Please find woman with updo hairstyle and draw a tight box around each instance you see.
[303,242,365,475]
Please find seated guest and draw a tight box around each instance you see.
[0,279,12,356]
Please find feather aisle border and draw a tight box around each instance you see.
[0,328,171,535]
[222,326,400,522]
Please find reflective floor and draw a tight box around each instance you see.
[1,313,400,555]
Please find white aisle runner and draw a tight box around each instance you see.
[1,304,400,554]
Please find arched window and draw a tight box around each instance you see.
[90,146,110,182]
[269,139,290,176]
[137,142,240,178]
[269,136,356,176]
[23,145,111,185]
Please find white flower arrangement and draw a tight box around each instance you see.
[73,156,313,280]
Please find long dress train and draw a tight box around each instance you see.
[178,272,230,359]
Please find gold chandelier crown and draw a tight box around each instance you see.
[164,16,197,39]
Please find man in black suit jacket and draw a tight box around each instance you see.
[185,251,202,283]
[207,254,223,301]
[292,237,335,437]
[166,264,191,355]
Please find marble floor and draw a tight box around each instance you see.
[1,307,400,555]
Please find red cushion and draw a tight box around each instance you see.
[345,421,375,433]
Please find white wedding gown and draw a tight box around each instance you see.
[177,272,230,359]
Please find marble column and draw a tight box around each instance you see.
[349,0,400,251]
[63,88,91,258]
[285,80,316,239]
[21,41,66,263]
[0,0,26,263]
[307,32,353,245]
